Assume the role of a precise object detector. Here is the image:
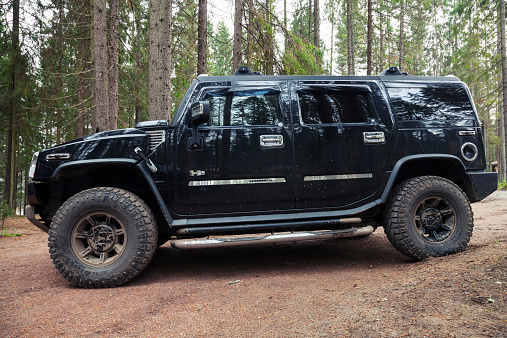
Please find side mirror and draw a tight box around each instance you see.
[190,101,210,126]
[187,101,210,150]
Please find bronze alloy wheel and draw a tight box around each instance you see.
[71,212,128,267]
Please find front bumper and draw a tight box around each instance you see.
[26,205,49,232]
[26,182,49,233]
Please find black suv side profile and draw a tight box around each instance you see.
[26,66,497,288]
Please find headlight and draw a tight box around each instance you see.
[28,151,39,179]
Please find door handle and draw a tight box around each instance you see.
[260,135,284,147]
[363,132,385,144]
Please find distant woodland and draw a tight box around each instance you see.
[1,0,507,213]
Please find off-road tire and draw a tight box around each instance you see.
[48,187,158,288]
[384,176,473,260]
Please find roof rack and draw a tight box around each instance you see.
[233,66,262,76]
[379,66,409,76]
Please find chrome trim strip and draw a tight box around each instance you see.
[304,173,373,182]
[46,153,70,160]
[189,177,286,187]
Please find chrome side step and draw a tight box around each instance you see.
[170,225,375,249]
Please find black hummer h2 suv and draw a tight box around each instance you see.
[26,66,498,288]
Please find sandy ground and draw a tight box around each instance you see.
[0,192,506,337]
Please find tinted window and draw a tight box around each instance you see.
[205,90,281,126]
[298,89,371,124]
[387,85,475,121]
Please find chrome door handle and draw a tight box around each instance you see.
[363,132,385,144]
[260,135,284,147]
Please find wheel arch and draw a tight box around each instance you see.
[47,160,173,233]
[382,155,474,201]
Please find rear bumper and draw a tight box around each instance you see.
[466,171,497,202]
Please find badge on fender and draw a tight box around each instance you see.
[190,170,206,177]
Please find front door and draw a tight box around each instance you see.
[173,82,295,216]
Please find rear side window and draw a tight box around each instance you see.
[204,90,281,126]
[386,85,475,121]
[298,89,372,124]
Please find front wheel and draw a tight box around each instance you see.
[384,176,473,260]
[48,187,158,288]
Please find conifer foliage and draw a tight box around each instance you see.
[0,0,505,212]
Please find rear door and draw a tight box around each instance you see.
[172,82,295,216]
[292,81,394,209]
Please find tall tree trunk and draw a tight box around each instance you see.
[233,0,243,70]
[94,0,110,132]
[366,0,373,75]
[313,0,319,47]
[330,9,334,75]
[90,1,97,134]
[75,2,89,138]
[149,0,160,121]
[108,0,119,130]
[346,0,354,75]
[149,0,172,120]
[313,0,320,68]
[5,0,20,209]
[56,2,63,143]
[379,0,384,72]
[264,0,274,75]
[308,0,312,42]
[160,0,172,120]
[76,1,88,139]
[500,0,507,181]
[284,0,287,51]
[197,0,207,75]
[399,0,405,72]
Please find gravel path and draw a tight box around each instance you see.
[1,192,506,337]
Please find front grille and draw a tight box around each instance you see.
[146,130,165,151]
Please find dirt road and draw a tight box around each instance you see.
[1,193,506,337]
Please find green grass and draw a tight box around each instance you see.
[1,229,22,237]
[499,181,507,190]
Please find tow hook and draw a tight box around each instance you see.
[134,147,158,173]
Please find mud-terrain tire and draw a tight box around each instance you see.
[48,187,158,288]
[384,176,473,260]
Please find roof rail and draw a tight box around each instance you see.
[379,66,410,76]
[233,66,262,76]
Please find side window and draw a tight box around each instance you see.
[204,89,281,127]
[386,85,475,121]
[298,89,372,124]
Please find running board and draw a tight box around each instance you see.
[170,225,375,249]
[175,217,362,236]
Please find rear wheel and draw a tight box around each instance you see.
[384,176,473,260]
[49,187,158,288]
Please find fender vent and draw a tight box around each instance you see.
[146,130,166,151]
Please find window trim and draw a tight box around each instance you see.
[386,85,477,122]
[296,88,376,126]
[197,86,284,128]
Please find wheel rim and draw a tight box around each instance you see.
[414,196,456,242]
[71,212,127,267]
